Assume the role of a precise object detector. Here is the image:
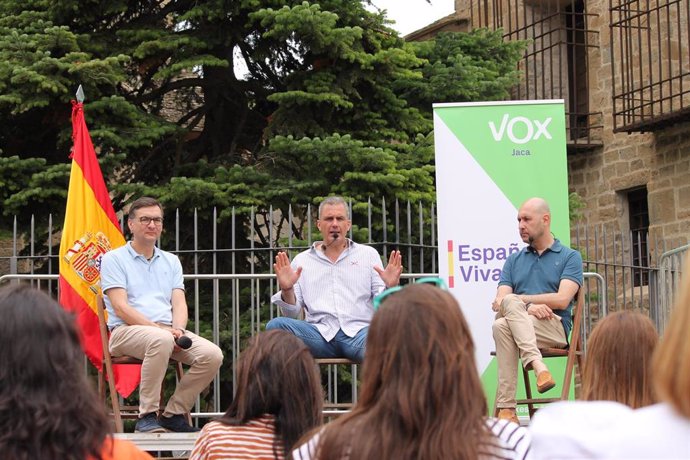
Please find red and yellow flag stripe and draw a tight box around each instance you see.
[59,100,139,397]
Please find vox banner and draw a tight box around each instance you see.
[433,100,570,412]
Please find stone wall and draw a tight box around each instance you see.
[568,0,690,254]
[0,238,13,275]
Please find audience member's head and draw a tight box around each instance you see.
[654,252,690,418]
[582,310,658,408]
[0,284,111,460]
[312,283,494,459]
[219,329,323,457]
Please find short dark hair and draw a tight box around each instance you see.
[128,196,163,220]
[218,330,323,457]
[0,284,110,459]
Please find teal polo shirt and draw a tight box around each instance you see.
[100,242,185,329]
[498,239,583,335]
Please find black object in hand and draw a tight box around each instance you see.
[176,335,192,349]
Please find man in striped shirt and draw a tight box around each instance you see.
[266,196,403,363]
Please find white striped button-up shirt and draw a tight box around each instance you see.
[271,240,386,341]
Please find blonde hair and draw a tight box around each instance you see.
[582,310,658,408]
[654,251,690,418]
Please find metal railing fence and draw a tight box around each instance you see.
[0,199,438,281]
[4,209,689,333]
[656,244,690,334]
[572,224,688,331]
[0,272,437,420]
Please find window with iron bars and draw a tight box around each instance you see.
[610,1,690,132]
[627,187,650,287]
[465,0,602,149]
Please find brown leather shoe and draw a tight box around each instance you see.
[497,408,520,424]
[536,370,556,393]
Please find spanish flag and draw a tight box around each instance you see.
[59,100,140,397]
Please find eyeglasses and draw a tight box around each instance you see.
[136,216,163,226]
[373,277,448,310]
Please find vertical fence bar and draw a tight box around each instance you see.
[419,201,424,274]
[395,199,400,251]
[10,217,17,275]
[348,198,354,241]
[431,203,436,274]
[193,208,200,331]
[637,229,644,308]
[212,207,220,412]
[232,207,238,393]
[48,214,53,292]
[612,230,619,312]
[381,197,388,259]
[287,204,292,251]
[267,205,274,307]
[406,200,412,272]
[30,215,35,279]
[193,208,200,417]
[307,203,313,245]
[268,205,275,321]
[584,224,590,273]
[367,197,372,244]
[593,225,600,307]
[622,229,629,310]
[250,207,256,334]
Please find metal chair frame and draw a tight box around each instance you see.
[315,358,359,414]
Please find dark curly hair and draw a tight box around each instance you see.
[0,284,111,460]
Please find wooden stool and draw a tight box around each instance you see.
[315,358,359,415]
[492,290,585,419]
[96,295,191,432]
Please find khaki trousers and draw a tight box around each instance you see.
[492,294,567,409]
[109,325,223,416]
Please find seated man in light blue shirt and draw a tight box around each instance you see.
[101,196,223,433]
[266,196,402,363]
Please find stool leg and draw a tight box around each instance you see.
[522,365,535,418]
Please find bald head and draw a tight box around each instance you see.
[517,197,553,249]
[520,197,550,216]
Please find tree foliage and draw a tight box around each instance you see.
[0,0,526,409]
[0,0,524,230]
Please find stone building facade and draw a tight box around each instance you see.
[413,0,690,258]
[430,0,690,255]
[410,1,690,313]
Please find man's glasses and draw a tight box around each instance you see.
[373,277,448,310]
[136,216,163,226]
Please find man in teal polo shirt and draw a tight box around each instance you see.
[491,197,583,424]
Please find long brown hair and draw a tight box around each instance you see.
[312,284,492,459]
[219,330,323,457]
[654,251,690,418]
[0,284,111,460]
[582,310,658,408]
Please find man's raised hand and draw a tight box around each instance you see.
[274,251,302,291]
[374,250,403,288]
